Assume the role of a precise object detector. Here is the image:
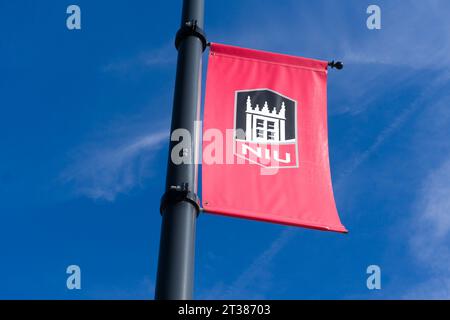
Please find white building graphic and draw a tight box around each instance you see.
[244,96,293,143]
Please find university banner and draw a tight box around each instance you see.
[201,43,347,233]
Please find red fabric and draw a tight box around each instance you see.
[202,43,347,233]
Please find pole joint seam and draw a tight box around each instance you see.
[160,182,201,216]
[175,19,208,52]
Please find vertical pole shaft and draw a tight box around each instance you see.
[155,0,204,300]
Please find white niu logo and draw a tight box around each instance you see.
[234,89,299,169]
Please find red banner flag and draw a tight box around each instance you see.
[202,43,347,233]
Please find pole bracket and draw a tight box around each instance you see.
[160,183,201,215]
[328,60,344,70]
[175,20,208,52]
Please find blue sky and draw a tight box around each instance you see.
[1,0,450,299]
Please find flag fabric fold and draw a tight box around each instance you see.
[202,43,347,233]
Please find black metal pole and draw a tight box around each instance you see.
[155,0,205,300]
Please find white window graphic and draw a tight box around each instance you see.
[233,88,299,169]
[245,96,292,144]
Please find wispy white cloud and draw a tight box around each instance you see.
[345,1,450,69]
[380,75,450,299]
[413,159,450,263]
[200,229,295,299]
[405,157,450,299]
[61,130,168,201]
[102,42,175,73]
[336,73,450,185]
[403,278,450,300]
[89,276,155,299]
